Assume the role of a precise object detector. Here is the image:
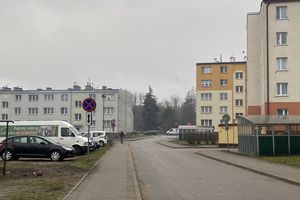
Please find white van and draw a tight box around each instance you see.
[82,131,107,147]
[0,121,88,155]
[166,128,179,135]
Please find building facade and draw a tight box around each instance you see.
[247,0,300,116]
[0,84,134,133]
[196,62,247,129]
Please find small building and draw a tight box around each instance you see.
[237,115,300,156]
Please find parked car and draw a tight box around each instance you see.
[166,128,179,135]
[143,130,159,135]
[0,135,76,161]
[82,131,108,147]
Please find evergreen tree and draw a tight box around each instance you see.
[143,86,159,131]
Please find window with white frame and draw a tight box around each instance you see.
[201,66,212,73]
[220,93,228,100]
[201,106,212,113]
[277,83,288,96]
[104,120,112,128]
[28,108,38,114]
[61,107,68,114]
[44,107,54,114]
[220,106,228,114]
[220,66,227,73]
[220,79,228,86]
[104,107,114,114]
[44,94,54,101]
[235,72,243,79]
[105,94,114,101]
[235,99,243,107]
[235,86,244,93]
[75,101,82,108]
[14,107,21,114]
[2,101,8,108]
[276,32,287,45]
[200,93,212,100]
[201,119,212,126]
[276,57,288,70]
[75,113,82,121]
[1,114,8,120]
[277,109,288,116]
[15,95,22,101]
[276,6,287,20]
[61,94,68,101]
[201,80,212,87]
[29,95,39,101]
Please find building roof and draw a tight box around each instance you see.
[238,115,300,125]
[196,62,246,65]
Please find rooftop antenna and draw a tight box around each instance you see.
[230,56,236,62]
[220,54,223,63]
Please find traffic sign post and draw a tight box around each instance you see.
[222,114,231,152]
[82,98,97,155]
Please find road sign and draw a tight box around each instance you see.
[82,98,96,112]
[86,113,93,126]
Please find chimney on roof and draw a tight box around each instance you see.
[102,86,107,90]
[46,87,52,90]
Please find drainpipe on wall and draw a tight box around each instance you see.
[266,0,270,115]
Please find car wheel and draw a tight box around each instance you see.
[99,141,105,147]
[50,150,63,161]
[73,145,82,156]
[2,149,14,161]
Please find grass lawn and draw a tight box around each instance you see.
[0,145,110,200]
[259,156,300,168]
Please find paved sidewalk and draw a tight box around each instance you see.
[63,143,142,200]
[158,139,300,186]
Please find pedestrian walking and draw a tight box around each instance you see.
[120,131,125,144]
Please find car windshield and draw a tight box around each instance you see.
[69,126,81,136]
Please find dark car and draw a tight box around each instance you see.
[0,135,76,161]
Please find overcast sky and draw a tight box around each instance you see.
[0,0,262,102]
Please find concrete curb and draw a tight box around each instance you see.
[195,151,300,187]
[156,140,219,149]
[61,147,112,200]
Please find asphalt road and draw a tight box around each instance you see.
[130,136,300,200]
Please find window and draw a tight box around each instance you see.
[235,99,243,107]
[105,94,114,101]
[28,108,38,114]
[201,93,212,100]
[14,107,21,114]
[220,106,228,114]
[29,136,49,144]
[44,107,54,114]
[104,107,114,114]
[2,101,8,108]
[1,114,8,120]
[75,113,82,121]
[61,94,68,101]
[44,94,54,101]
[92,120,96,126]
[201,66,212,73]
[236,113,243,117]
[89,94,96,100]
[276,57,287,70]
[104,120,112,128]
[220,93,228,100]
[276,32,287,45]
[220,66,227,73]
[201,106,212,113]
[235,86,244,93]
[235,72,243,79]
[220,79,228,86]
[201,80,212,87]
[277,109,288,116]
[276,6,287,20]
[201,119,212,126]
[61,107,68,114]
[29,95,39,101]
[277,83,288,96]
[61,128,75,137]
[15,95,22,101]
[75,101,82,108]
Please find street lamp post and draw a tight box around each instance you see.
[101,94,106,131]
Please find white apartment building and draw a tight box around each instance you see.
[0,84,133,133]
[247,0,300,116]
